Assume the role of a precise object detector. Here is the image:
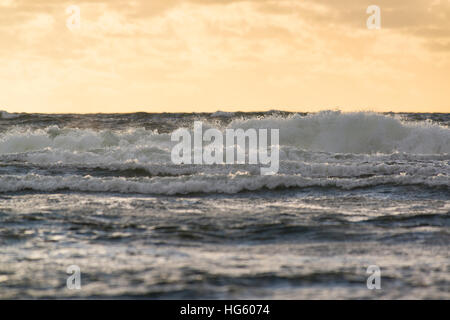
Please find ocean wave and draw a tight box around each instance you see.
[229,111,450,154]
[0,126,172,157]
[211,111,236,118]
[0,112,448,157]
[0,110,21,120]
[1,158,448,179]
[0,173,447,195]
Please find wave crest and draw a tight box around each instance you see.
[230,111,450,154]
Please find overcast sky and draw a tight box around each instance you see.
[1,0,449,113]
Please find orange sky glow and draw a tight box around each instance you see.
[1,0,450,113]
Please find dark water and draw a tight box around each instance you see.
[0,110,448,299]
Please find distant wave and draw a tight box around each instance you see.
[0,110,21,119]
[211,111,236,117]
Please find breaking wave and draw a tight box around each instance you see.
[0,111,448,195]
[0,111,449,156]
[230,111,450,154]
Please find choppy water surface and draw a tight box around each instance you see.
[0,110,448,299]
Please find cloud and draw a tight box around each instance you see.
[1,0,449,113]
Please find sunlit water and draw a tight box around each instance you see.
[0,111,448,299]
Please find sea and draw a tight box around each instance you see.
[0,110,448,299]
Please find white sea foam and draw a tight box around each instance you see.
[0,111,448,157]
[0,173,447,195]
[0,126,173,159]
[0,111,448,194]
[229,111,450,154]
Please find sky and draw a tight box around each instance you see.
[1,0,450,114]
